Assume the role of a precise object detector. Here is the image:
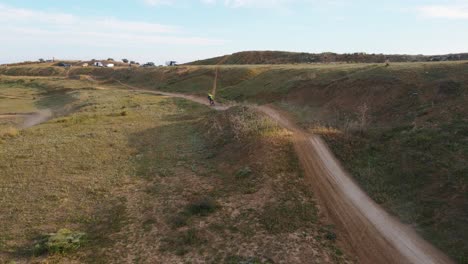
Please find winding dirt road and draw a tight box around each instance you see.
[103,78,454,263]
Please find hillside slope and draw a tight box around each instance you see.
[1,61,467,262]
[0,76,347,263]
[187,51,468,65]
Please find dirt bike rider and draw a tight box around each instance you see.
[207,93,215,106]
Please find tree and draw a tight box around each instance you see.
[38,58,45,63]
[107,58,114,61]
[122,58,129,63]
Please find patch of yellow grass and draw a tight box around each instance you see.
[309,126,342,135]
[0,127,19,138]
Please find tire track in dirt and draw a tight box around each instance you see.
[257,106,453,264]
[104,79,454,264]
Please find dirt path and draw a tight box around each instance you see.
[113,79,230,111]
[257,106,453,264]
[0,111,53,128]
[20,110,53,128]
[105,79,453,263]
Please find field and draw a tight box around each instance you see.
[1,60,467,263]
[0,76,347,263]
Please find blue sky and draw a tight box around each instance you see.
[1,0,468,64]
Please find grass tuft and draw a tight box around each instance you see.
[235,166,253,179]
[260,201,317,233]
[33,228,86,256]
[0,127,19,139]
[160,228,205,256]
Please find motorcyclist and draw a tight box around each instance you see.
[207,93,215,106]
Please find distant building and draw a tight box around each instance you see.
[94,62,104,67]
[82,63,89,67]
[106,63,115,68]
[165,61,177,66]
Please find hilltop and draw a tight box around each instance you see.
[187,50,468,65]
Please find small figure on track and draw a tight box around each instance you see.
[207,93,215,106]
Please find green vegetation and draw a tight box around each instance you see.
[225,255,273,264]
[33,229,86,255]
[0,75,345,263]
[321,120,468,263]
[187,50,468,65]
[2,60,467,262]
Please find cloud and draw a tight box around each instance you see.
[222,0,290,8]
[418,4,468,19]
[143,0,176,6]
[142,0,334,9]
[0,4,225,46]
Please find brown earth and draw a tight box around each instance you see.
[114,82,453,264]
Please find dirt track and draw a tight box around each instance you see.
[20,110,52,128]
[104,79,454,263]
[257,106,453,264]
[0,111,53,128]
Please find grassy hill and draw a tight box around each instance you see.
[187,50,468,65]
[1,61,467,263]
[0,75,347,263]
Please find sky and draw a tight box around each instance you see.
[1,0,468,64]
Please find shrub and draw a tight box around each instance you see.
[33,228,86,255]
[235,166,252,178]
[186,196,218,216]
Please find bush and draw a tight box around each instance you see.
[33,228,86,255]
[186,196,218,216]
[169,197,219,228]
[235,166,252,178]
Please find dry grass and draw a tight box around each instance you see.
[309,125,342,135]
[0,127,19,138]
[0,76,349,263]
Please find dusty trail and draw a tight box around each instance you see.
[0,111,53,128]
[113,79,230,111]
[103,78,453,263]
[257,106,453,264]
[20,110,53,128]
